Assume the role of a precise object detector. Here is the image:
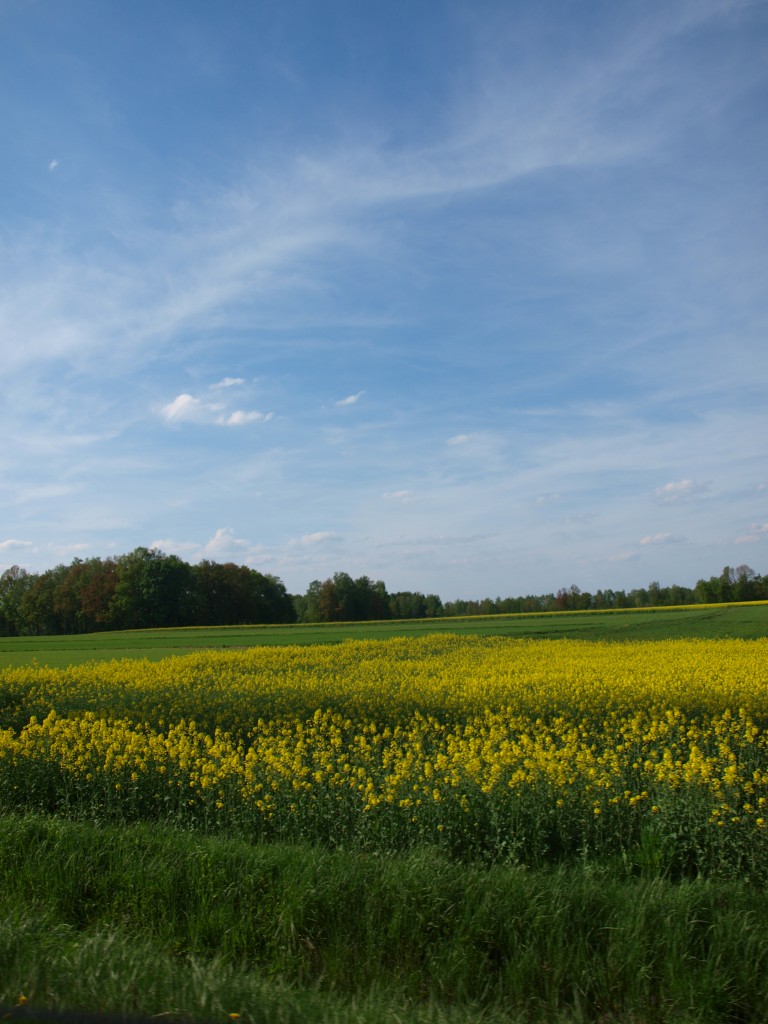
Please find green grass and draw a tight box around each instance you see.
[1,601,767,666]
[2,813,768,1024]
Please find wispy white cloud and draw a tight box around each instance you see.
[640,533,682,546]
[609,550,640,563]
[292,532,339,546]
[654,480,712,503]
[151,528,267,564]
[48,159,58,172]
[202,528,257,559]
[219,410,273,426]
[1,0,761,392]
[383,490,414,503]
[1,0,762,405]
[160,393,271,427]
[212,377,245,389]
[50,542,90,557]
[335,391,365,407]
[0,538,34,551]
[160,394,217,424]
[734,523,768,545]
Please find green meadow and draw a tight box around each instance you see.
[1,600,767,667]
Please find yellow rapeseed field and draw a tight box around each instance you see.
[1,636,766,868]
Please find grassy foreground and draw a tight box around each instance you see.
[2,813,768,1024]
[0,600,767,667]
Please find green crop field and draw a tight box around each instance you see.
[1,600,767,667]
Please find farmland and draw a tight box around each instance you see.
[1,610,768,1022]
[1,599,767,668]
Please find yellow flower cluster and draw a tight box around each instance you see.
[0,637,766,862]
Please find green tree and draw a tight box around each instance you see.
[389,591,428,619]
[733,565,758,602]
[0,566,35,635]
[247,570,296,624]
[295,580,322,623]
[192,561,295,626]
[192,561,253,626]
[19,566,70,635]
[310,573,391,622]
[110,548,194,629]
[75,558,119,630]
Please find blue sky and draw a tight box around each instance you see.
[1,0,766,600]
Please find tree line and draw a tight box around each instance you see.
[292,564,767,621]
[0,552,764,637]
[0,548,294,636]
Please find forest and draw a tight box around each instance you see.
[1,550,765,637]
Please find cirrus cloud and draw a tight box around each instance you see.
[0,538,34,551]
[293,531,339,546]
[220,410,273,426]
[734,523,768,545]
[653,479,712,503]
[150,528,267,564]
[160,393,272,427]
[335,391,365,407]
[383,490,414,503]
